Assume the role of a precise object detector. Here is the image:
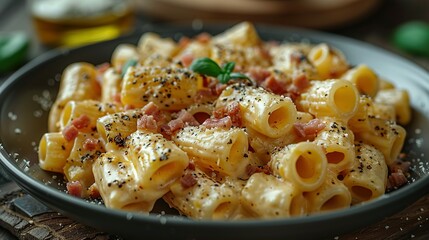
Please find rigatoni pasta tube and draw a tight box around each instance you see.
[141,54,175,68]
[60,100,119,132]
[101,68,122,103]
[379,78,395,90]
[240,173,307,218]
[370,103,396,121]
[348,95,374,133]
[342,64,379,97]
[246,127,296,163]
[64,132,104,192]
[96,109,142,151]
[297,111,314,123]
[210,45,271,69]
[308,43,348,79]
[164,170,239,220]
[39,132,74,173]
[271,44,307,70]
[269,142,328,191]
[246,112,309,163]
[138,32,178,60]
[93,151,157,212]
[375,89,411,125]
[126,131,189,191]
[216,84,297,138]
[296,79,359,121]
[175,41,211,61]
[111,43,139,73]
[48,63,100,132]
[342,142,388,203]
[315,118,355,173]
[270,44,317,79]
[305,170,351,213]
[121,66,202,110]
[212,21,261,47]
[357,119,406,165]
[173,126,249,178]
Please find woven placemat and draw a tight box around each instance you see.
[0,181,119,240]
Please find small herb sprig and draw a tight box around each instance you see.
[121,59,138,77]
[190,57,252,84]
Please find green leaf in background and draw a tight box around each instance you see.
[0,32,29,73]
[393,21,429,57]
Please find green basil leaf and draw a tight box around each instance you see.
[230,72,255,85]
[222,62,235,74]
[190,57,223,77]
[229,72,250,80]
[217,73,231,84]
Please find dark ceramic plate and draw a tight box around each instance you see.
[1,24,429,240]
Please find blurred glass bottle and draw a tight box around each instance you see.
[29,0,134,47]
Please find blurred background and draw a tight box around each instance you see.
[0,0,428,78]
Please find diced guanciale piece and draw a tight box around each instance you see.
[62,125,79,141]
[180,172,197,188]
[67,181,83,197]
[294,118,325,140]
[202,116,232,129]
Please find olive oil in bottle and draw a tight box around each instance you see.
[30,0,134,47]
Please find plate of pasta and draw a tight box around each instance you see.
[1,22,429,240]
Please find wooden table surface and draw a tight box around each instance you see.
[0,0,429,239]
